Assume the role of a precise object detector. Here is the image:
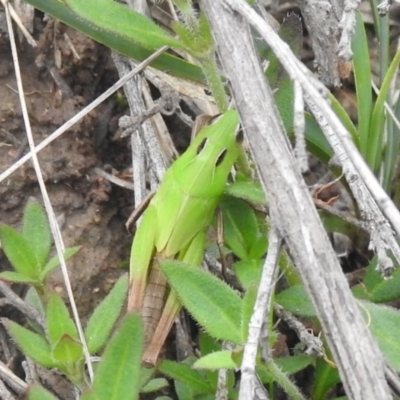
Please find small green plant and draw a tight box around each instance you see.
[0,199,79,296]
[0,199,177,399]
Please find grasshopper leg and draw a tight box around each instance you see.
[142,230,206,366]
[128,206,157,312]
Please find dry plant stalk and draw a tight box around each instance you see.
[200,0,391,399]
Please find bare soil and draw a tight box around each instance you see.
[0,17,133,319]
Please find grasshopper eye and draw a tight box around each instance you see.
[236,129,244,145]
[196,138,208,155]
[215,149,228,166]
[209,113,222,125]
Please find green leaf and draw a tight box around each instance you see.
[275,285,317,317]
[257,355,314,383]
[197,333,220,389]
[233,259,263,290]
[0,226,40,279]
[368,47,400,171]
[264,13,302,134]
[90,314,144,400]
[360,300,400,371]
[41,246,81,280]
[23,199,51,269]
[52,334,83,364]
[312,357,341,400]
[0,271,40,285]
[193,349,241,370]
[329,93,359,147]
[303,113,333,163]
[363,263,400,303]
[198,331,220,356]
[141,378,169,393]
[24,287,45,332]
[139,367,155,391]
[47,293,79,349]
[224,181,266,205]
[241,285,258,342]
[362,256,380,292]
[221,195,263,261]
[85,275,128,354]
[161,260,243,343]
[27,385,60,400]
[23,0,205,83]
[275,354,314,374]
[2,319,58,368]
[352,12,373,155]
[319,211,358,239]
[65,0,185,51]
[158,360,213,394]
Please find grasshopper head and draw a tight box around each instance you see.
[174,110,242,197]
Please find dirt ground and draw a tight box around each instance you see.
[0,17,134,319]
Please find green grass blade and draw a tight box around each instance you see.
[329,93,359,147]
[368,47,400,172]
[352,12,373,155]
[303,114,333,163]
[382,97,400,191]
[23,0,205,83]
[64,0,185,51]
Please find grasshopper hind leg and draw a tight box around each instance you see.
[142,231,206,366]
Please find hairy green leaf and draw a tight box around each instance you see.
[0,271,40,285]
[41,246,80,280]
[85,275,128,354]
[47,292,79,349]
[161,260,242,343]
[90,314,143,400]
[2,319,57,368]
[233,259,263,290]
[23,199,51,269]
[361,300,400,371]
[275,285,316,317]
[27,385,60,400]
[193,350,241,370]
[159,360,213,393]
[141,378,169,393]
[224,181,266,205]
[0,226,41,278]
[52,334,83,364]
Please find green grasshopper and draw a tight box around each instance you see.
[128,110,242,366]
